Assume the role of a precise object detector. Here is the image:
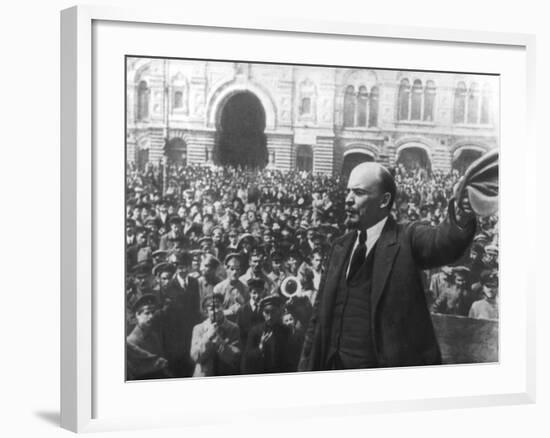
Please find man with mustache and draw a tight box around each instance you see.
[299,162,476,371]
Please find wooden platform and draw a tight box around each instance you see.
[431,313,498,364]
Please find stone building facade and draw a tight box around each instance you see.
[126,57,499,176]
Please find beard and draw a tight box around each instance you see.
[344,209,360,229]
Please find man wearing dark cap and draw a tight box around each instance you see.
[300,162,476,371]
[156,201,171,231]
[431,267,471,316]
[211,226,227,261]
[267,251,287,291]
[126,294,171,380]
[198,236,215,256]
[427,266,455,309]
[241,294,293,374]
[126,228,153,270]
[226,228,240,254]
[309,249,325,293]
[236,277,266,346]
[197,254,223,315]
[190,293,241,377]
[159,216,183,251]
[239,249,276,294]
[482,245,499,271]
[162,251,201,377]
[284,250,302,277]
[468,270,499,320]
[126,263,154,332]
[152,262,175,313]
[213,253,249,321]
[126,219,137,246]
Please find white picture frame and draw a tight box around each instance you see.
[60,5,536,433]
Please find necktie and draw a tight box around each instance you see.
[347,230,367,281]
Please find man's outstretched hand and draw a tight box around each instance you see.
[454,192,475,227]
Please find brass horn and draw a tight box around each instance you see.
[280,276,302,298]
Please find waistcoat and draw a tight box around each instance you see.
[327,245,378,369]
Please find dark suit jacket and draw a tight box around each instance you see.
[300,203,476,371]
[241,322,293,375]
[161,276,201,366]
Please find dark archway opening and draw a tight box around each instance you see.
[396,147,431,173]
[164,137,187,165]
[342,152,374,180]
[453,149,483,175]
[216,92,267,168]
[296,145,313,172]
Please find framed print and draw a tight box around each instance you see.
[61,5,536,433]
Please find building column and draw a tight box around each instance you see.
[266,133,293,171]
[186,130,216,165]
[147,127,167,165]
[314,136,335,175]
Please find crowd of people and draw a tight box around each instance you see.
[125,160,499,380]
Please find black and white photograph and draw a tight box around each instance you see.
[125,56,499,381]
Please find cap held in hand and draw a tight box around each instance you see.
[454,149,499,217]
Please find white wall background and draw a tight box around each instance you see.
[0,0,546,436]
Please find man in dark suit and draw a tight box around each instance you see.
[299,162,476,371]
[241,295,293,374]
[161,251,201,377]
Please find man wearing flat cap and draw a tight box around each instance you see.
[482,245,499,271]
[431,266,471,316]
[241,294,293,374]
[267,251,287,291]
[197,254,223,315]
[152,262,175,314]
[213,253,249,321]
[162,251,201,377]
[126,294,171,380]
[468,270,498,320]
[190,293,241,377]
[239,249,276,294]
[126,262,154,332]
[300,162,476,371]
[236,277,266,347]
[159,216,184,251]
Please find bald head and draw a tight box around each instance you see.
[345,162,396,229]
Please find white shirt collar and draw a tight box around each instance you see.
[348,216,389,274]
[177,273,187,289]
[364,216,388,253]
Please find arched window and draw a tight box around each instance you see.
[296,145,313,172]
[137,80,149,121]
[173,90,183,109]
[343,85,356,127]
[411,79,423,120]
[356,86,368,126]
[423,80,436,122]
[171,73,189,114]
[298,78,317,121]
[480,83,490,124]
[398,79,410,121]
[453,82,467,123]
[467,82,480,124]
[300,97,312,115]
[368,86,379,127]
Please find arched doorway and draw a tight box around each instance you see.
[296,145,313,172]
[453,148,483,175]
[342,152,375,179]
[164,137,187,165]
[396,146,431,173]
[215,92,267,168]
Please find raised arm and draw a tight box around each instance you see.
[411,199,476,270]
